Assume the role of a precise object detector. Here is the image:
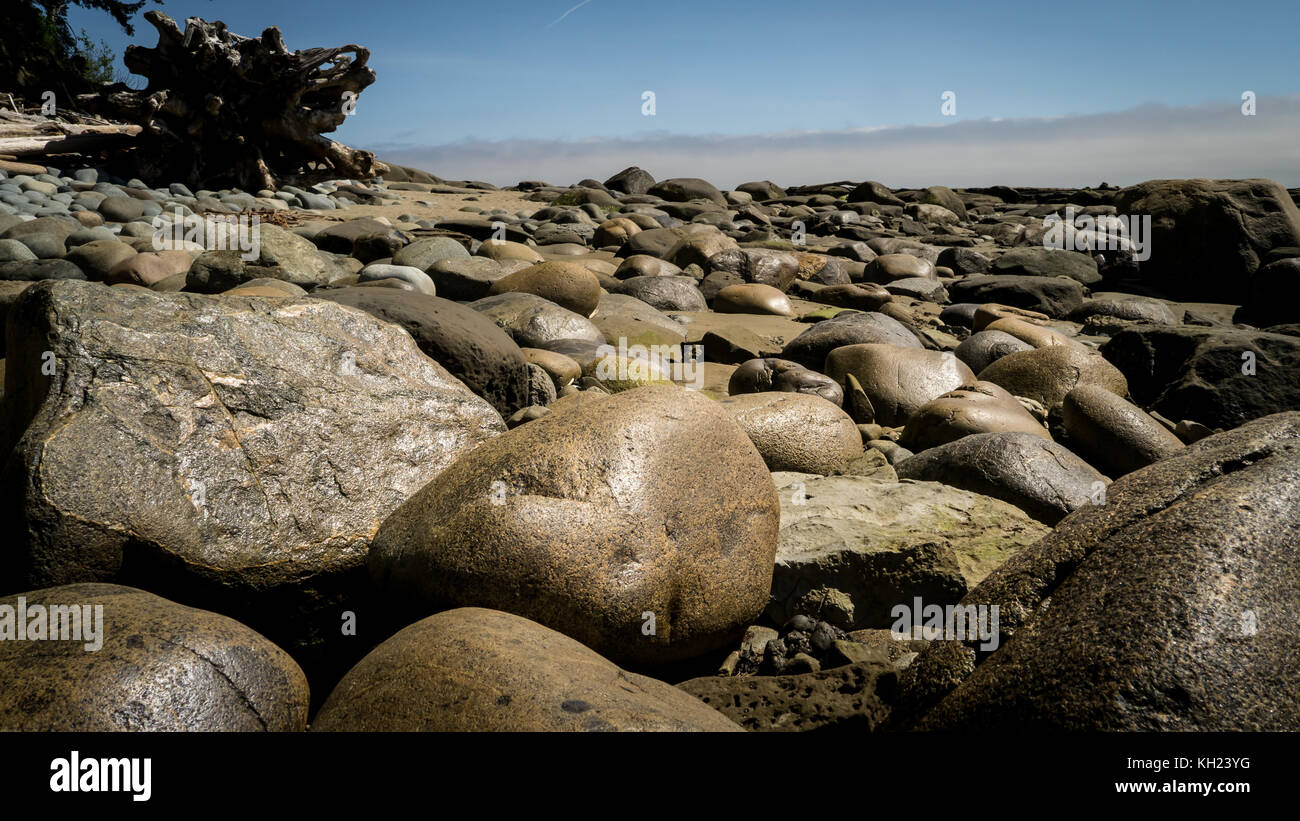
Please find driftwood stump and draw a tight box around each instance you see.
[77,11,387,189]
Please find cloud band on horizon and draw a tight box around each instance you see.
[369,96,1300,189]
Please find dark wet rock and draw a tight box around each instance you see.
[937,247,991,275]
[1061,385,1185,476]
[728,357,843,405]
[915,413,1300,730]
[896,431,1109,525]
[427,256,509,300]
[1113,178,1300,301]
[948,275,1087,318]
[991,247,1101,285]
[603,166,656,196]
[1101,324,1300,429]
[647,177,727,206]
[1247,257,1300,325]
[700,327,782,365]
[781,311,920,369]
[0,259,86,281]
[316,287,531,416]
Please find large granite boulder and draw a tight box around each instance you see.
[368,385,780,665]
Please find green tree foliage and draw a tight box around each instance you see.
[1,1,158,97]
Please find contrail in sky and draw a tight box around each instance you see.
[546,0,597,28]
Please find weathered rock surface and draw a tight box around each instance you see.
[677,661,897,732]
[0,280,504,672]
[915,413,1300,730]
[0,583,308,731]
[1101,324,1300,429]
[767,472,1050,629]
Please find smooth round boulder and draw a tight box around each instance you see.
[488,260,602,317]
[728,357,843,406]
[1248,258,1300,326]
[392,235,470,270]
[983,316,1076,349]
[954,330,1033,373]
[521,347,582,387]
[368,385,780,665]
[899,381,1050,452]
[63,239,137,281]
[718,391,862,474]
[105,250,192,287]
[1062,385,1185,476]
[897,431,1108,524]
[990,246,1101,286]
[428,256,511,300]
[0,258,86,281]
[475,239,544,264]
[358,263,435,295]
[798,282,892,311]
[317,287,529,416]
[615,254,682,279]
[864,254,936,283]
[647,177,727,205]
[0,238,38,262]
[311,608,741,732]
[593,217,642,247]
[824,344,976,427]
[978,345,1128,415]
[613,275,707,311]
[950,275,1087,319]
[780,311,920,370]
[1069,297,1180,326]
[713,282,795,316]
[972,303,1051,331]
[0,583,308,731]
[470,291,604,347]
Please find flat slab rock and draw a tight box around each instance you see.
[767,472,1050,629]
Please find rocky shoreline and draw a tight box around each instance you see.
[1,160,1298,731]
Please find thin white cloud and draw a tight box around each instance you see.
[546,0,596,28]
[372,96,1300,189]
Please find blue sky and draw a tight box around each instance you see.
[70,0,1300,187]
